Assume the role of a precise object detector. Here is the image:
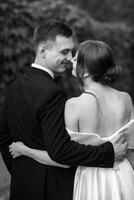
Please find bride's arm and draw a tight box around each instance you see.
[9,142,69,168]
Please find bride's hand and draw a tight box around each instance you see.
[9,142,26,158]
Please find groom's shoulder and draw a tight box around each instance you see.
[5,76,22,90]
[4,74,62,99]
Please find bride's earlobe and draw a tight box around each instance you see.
[83,72,89,79]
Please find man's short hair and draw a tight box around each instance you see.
[33,20,73,48]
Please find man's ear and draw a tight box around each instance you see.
[39,45,47,59]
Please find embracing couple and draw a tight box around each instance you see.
[0,20,134,200]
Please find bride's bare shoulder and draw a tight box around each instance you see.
[65,96,80,111]
[118,91,133,115]
[119,91,132,104]
[65,93,98,113]
[64,97,82,129]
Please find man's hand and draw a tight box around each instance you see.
[111,132,128,162]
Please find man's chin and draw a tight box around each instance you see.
[58,68,66,73]
[54,69,66,76]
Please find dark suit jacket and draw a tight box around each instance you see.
[0,67,114,200]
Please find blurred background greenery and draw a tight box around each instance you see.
[0,0,134,199]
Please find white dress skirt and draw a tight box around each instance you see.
[67,120,134,200]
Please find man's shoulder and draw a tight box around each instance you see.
[5,73,62,97]
[5,76,22,91]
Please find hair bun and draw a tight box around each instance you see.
[101,65,121,85]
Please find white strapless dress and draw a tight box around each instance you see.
[67,120,134,200]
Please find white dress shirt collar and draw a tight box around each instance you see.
[31,63,54,79]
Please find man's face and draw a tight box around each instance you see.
[44,35,74,73]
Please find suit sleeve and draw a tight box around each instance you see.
[0,97,12,173]
[39,88,114,168]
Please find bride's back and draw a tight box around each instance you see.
[65,88,133,137]
[78,88,132,137]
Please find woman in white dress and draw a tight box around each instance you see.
[10,40,134,200]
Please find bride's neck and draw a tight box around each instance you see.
[83,77,108,92]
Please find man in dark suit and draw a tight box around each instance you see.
[0,20,127,200]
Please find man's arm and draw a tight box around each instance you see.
[39,88,114,168]
[0,97,12,173]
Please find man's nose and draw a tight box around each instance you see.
[66,52,72,61]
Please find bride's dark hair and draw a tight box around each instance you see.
[76,40,121,86]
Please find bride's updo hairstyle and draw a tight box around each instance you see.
[76,40,121,86]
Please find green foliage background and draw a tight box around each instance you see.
[0,0,134,111]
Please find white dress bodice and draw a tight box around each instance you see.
[66,119,134,200]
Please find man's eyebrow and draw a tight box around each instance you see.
[60,48,72,52]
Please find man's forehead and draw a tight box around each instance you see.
[55,35,74,48]
[46,35,74,51]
